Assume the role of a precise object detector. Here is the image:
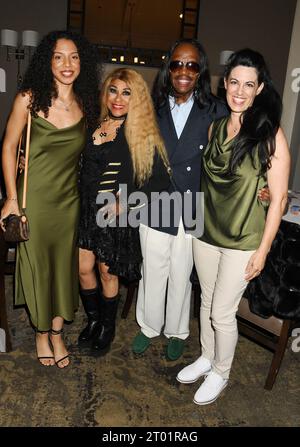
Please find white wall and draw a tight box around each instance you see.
[281,0,300,190]
[291,96,300,190]
[0,0,68,138]
[197,0,297,94]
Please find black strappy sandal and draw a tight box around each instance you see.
[35,330,55,366]
[49,328,70,368]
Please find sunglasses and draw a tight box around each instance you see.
[169,60,200,74]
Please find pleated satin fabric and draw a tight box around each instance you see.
[199,116,267,250]
[15,116,85,330]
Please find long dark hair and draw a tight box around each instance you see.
[152,38,213,111]
[20,30,100,128]
[224,48,282,173]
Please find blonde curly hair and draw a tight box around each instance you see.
[100,68,169,186]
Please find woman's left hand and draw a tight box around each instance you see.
[245,249,268,281]
[99,192,126,224]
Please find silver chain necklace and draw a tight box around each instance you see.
[56,97,74,112]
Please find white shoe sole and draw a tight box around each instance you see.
[176,368,211,384]
[193,381,228,405]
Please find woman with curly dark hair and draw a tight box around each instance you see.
[0,30,100,368]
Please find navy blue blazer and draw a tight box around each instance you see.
[146,96,229,236]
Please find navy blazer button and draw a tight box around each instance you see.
[186,189,191,193]
[199,145,204,149]
[187,166,191,171]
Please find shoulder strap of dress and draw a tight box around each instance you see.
[210,117,225,142]
[21,112,31,212]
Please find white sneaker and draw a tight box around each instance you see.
[193,371,228,405]
[176,356,212,384]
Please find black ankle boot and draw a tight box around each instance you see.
[78,287,101,345]
[91,294,119,354]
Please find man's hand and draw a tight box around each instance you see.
[258,186,270,203]
[19,153,26,172]
[99,192,127,224]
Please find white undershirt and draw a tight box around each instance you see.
[169,94,194,138]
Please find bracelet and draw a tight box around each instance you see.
[7,197,18,201]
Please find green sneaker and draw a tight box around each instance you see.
[166,337,185,361]
[132,332,151,354]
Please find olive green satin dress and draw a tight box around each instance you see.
[15,116,86,331]
[200,117,267,250]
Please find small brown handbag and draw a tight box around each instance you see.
[3,113,31,242]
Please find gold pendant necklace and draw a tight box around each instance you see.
[93,117,123,141]
[229,119,240,134]
[56,97,74,112]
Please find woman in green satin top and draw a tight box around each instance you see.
[177,49,290,406]
[1,31,99,369]
[200,51,290,279]
[200,115,268,250]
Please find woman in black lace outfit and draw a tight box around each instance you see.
[78,68,170,355]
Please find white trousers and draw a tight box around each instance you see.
[136,221,193,339]
[193,239,255,379]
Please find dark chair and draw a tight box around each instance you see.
[237,296,296,390]
[121,281,138,319]
[0,230,14,352]
[192,268,296,390]
[237,219,300,389]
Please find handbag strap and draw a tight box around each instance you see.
[16,112,31,212]
[15,136,22,178]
